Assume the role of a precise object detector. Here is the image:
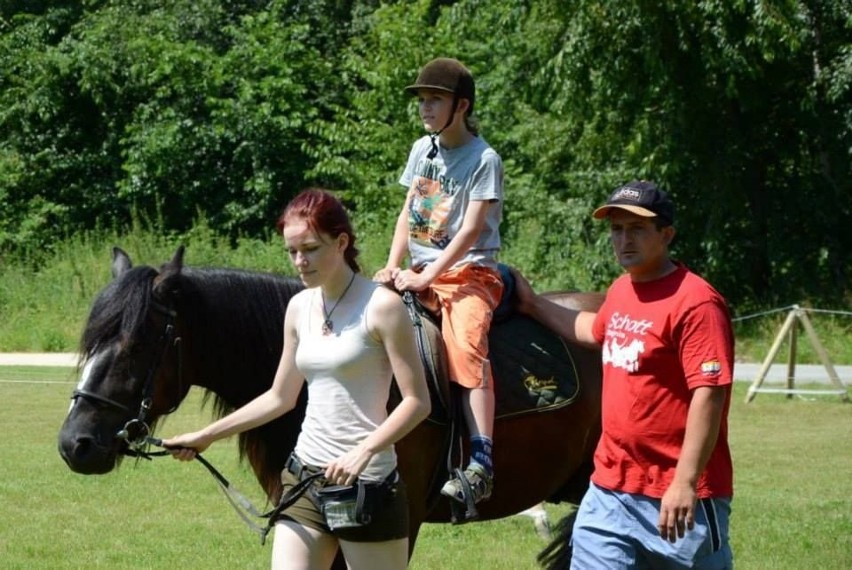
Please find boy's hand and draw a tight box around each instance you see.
[394,268,431,292]
[373,267,400,284]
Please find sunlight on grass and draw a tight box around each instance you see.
[1,369,849,569]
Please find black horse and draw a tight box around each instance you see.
[58,246,602,563]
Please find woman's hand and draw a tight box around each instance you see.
[161,430,214,461]
[324,444,373,486]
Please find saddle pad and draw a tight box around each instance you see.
[489,314,581,418]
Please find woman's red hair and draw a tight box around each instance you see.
[276,188,361,273]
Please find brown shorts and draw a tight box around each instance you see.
[278,467,409,542]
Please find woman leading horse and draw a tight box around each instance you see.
[58,195,603,567]
[163,189,430,569]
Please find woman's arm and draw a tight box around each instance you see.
[163,297,306,457]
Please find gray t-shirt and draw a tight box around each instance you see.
[399,134,503,269]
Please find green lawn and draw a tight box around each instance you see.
[1,366,849,569]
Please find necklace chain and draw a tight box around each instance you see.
[321,271,357,335]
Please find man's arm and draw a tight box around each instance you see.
[658,385,728,543]
[510,268,599,348]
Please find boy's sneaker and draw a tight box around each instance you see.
[440,464,493,504]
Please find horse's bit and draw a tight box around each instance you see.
[70,299,181,449]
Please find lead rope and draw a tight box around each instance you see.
[123,437,322,545]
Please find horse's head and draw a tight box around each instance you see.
[58,246,191,474]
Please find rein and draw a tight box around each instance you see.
[126,437,323,545]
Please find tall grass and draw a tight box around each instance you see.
[2,228,850,363]
[1,367,849,569]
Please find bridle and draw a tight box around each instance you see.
[67,296,311,544]
[71,299,182,449]
[68,296,319,544]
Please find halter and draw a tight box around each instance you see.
[71,299,182,449]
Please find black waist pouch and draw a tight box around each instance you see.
[311,471,398,530]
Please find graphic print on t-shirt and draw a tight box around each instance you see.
[603,337,645,372]
[407,159,460,250]
[601,311,652,373]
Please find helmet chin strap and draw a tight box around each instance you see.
[427,95,461,160]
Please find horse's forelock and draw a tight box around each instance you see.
[81,266,159,357]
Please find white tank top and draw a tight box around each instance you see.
[293,278,397,481]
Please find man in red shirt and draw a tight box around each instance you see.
[514,181,734,569]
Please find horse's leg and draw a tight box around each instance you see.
[538,509,577,570]
[518,503,552,539]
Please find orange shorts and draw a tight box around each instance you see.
[417,264,503,389]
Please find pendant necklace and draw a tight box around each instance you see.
[321,271,357,336]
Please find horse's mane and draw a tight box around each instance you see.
[177,267,306,502]
[81,261,306,501]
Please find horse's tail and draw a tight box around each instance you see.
[536,509,577,570]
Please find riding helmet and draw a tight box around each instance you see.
[405,57,475,114]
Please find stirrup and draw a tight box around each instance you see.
[444,467,480,524]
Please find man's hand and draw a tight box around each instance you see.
[508,267,537,315]
[658,480,697,543]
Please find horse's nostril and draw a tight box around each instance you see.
[58,433,116,474]
[72,436,93,459]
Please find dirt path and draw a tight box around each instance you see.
[0,353,849,386]
[0,353,78,366]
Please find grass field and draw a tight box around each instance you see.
[1,366,850,569]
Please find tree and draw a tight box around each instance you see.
[1,0,848,309]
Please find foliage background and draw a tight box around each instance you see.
[1,0,850,314]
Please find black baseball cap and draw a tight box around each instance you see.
[592,180,675,225]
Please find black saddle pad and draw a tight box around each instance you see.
[489,314,581,418]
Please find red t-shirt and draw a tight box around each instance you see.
[591,263,734,498]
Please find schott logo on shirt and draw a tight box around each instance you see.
[607,312,653,335]
[602,312,653,373]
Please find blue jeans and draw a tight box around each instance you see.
[570,483,733,569]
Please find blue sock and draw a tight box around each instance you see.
[469,435,493,475]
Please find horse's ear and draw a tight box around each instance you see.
[152,245,186,302]
[111,247,133,278]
